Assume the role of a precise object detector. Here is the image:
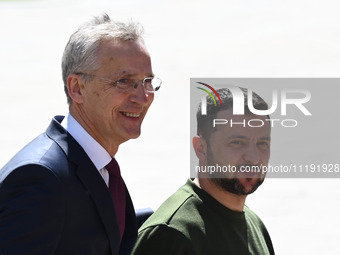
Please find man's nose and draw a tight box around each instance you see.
[243,144,261,165]
[130,82,152,106]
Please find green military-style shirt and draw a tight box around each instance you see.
[132,179,274,255]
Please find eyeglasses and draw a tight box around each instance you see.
[76,72,162,93]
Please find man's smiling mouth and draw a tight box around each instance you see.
[121,112,141,118]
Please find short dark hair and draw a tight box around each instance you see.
[196,87,269,141]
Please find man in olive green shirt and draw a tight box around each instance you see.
[132,87,275,255]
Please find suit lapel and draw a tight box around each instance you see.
[76,161,121,254]
[46,116,121,255]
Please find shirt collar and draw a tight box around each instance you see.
[63,113,112,170]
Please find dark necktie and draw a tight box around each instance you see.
[105,158,126,240]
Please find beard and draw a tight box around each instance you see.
[206,146,265,195]
[210,177,264,195]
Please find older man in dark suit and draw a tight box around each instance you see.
[0,13,161,255]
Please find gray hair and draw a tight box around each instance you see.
[61,13,145,104]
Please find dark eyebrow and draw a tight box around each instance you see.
[259,137,271,142]
[228,135,271,141]
[228,135,248,140]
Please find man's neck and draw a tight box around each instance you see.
[69,105,120,156]
[194,178,246,212]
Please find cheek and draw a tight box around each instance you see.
[212,147,239,165]
[82,87,102,108]
[103,93,127,112]
[92,89,101,98]
[257,149,270,165]
[262,151,271,164]
[224,149,250,166]
[148,94,155,104]
[144,94,154,111]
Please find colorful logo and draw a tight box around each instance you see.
[196,82,223,115]
[196,82,222,106]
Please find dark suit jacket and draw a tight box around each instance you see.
[0,116,137,255]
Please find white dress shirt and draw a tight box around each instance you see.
[62,113,112,186]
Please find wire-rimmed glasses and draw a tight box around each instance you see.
[76,72,162,93]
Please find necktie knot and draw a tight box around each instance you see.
[105,158,121,177]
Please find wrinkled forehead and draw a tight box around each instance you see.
[96,39,152,75]
[98,39,148,56]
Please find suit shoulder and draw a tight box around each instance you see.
[0,132,68,183]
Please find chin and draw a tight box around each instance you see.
[212,177,264,196]
[125,131,141,140]
[241,178,264,195]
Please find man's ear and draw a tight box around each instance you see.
[67,74,84,104]
[193,136,207,162]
